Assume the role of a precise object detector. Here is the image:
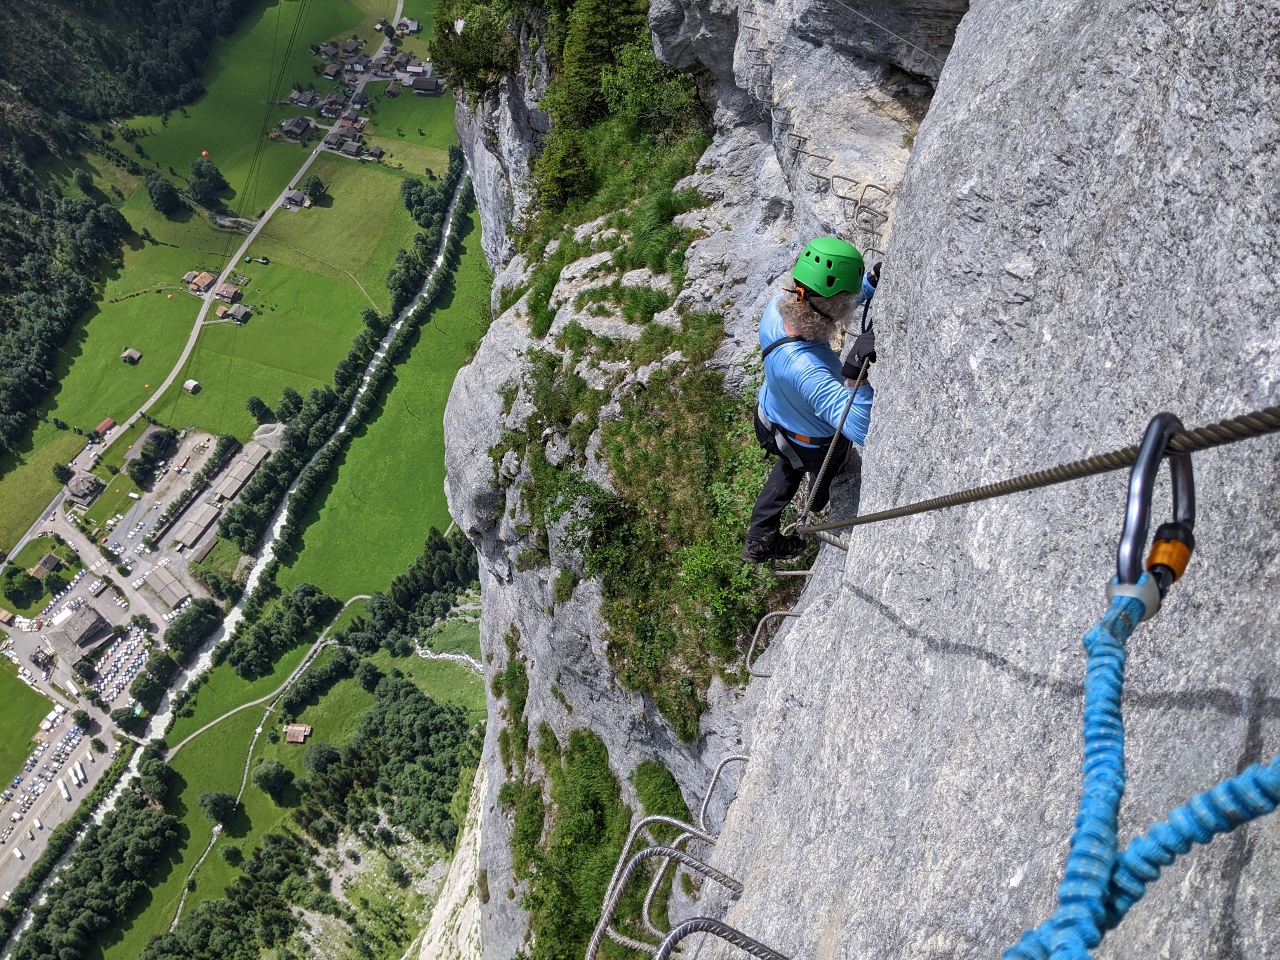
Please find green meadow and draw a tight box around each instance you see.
[149,261,370,441]
[363,81,458,148]
[278,210,491,599]
[256,153,422,313]
[370,649,485,723]
[0,660,53,789]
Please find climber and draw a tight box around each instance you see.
[742,237,876,563]
[855,260,882,329]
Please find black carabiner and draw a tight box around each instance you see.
[1115,413,1196,598]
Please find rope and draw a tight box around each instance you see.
[1003,587,1280,959]
[653,918,790,960]
[797,405,1280,537]
[1008,756,1280,959]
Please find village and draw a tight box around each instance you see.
[270,16,445,163]
[0,421,283,892]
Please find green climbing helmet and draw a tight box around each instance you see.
[791,236,864,297]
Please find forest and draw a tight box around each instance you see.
[9,792,179,960]
[139,677,478,960]
[336,526,478,656]
[0,155,131,452]
[0,0,258,122]
[221,582,340,678]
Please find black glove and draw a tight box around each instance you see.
[842,329,876,379]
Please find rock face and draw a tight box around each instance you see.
[445,0,1279,955]
[444,1,938,952]
[691,1,1280,957]
[454,24,551,266]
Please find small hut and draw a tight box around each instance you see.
[121,348,142,364]
[183,379,201,394]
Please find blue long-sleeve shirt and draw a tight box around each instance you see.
[757,295,873,447]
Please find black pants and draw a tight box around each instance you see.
[747,409,851,542]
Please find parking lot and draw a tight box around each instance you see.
[0,718,117,901]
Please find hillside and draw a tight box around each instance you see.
[441,0,1280,958]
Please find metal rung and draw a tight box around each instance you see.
[746,610,800,677]
[654,919,790,960]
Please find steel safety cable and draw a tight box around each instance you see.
[797,405,1280,539]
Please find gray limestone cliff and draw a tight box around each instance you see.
[444,0,1277,956]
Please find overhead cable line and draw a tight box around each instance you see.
[797,405,1280,546]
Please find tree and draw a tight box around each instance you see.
[111,706,143,734]
[52,462,73,484]
[198,791,238,824]
[131,613,155,632]
[221,844,243,866]
[129,670,165,709]
[190,157,227,190]
[43,571,66,596]
[187,176,218,206]
[90,737,106,753]
[601,36,701,137]
[72,709,91,730]
[72,168,93,192]
[2,565,43,607]
[144,172,181,215]
[303,741,341,776]
[355,658,382,691]
[276,386,304,420]
[301,174,325,199]
[73,657,96,681]
[252,758,294,801]
[246,395,274,423]
[138,756,174,803]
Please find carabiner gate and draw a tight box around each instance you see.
[1106,412,1196,621]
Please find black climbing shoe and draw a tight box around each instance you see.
[741,534,806,564]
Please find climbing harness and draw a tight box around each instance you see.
[1001,414,1279,958]
[795,404,1280,547]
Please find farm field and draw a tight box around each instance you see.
[362,81,458,148]
[255,153,421,313]
[149,261,371,441]
[0,660,53,790]
[277,210,491,599]
[0,431,84,555]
